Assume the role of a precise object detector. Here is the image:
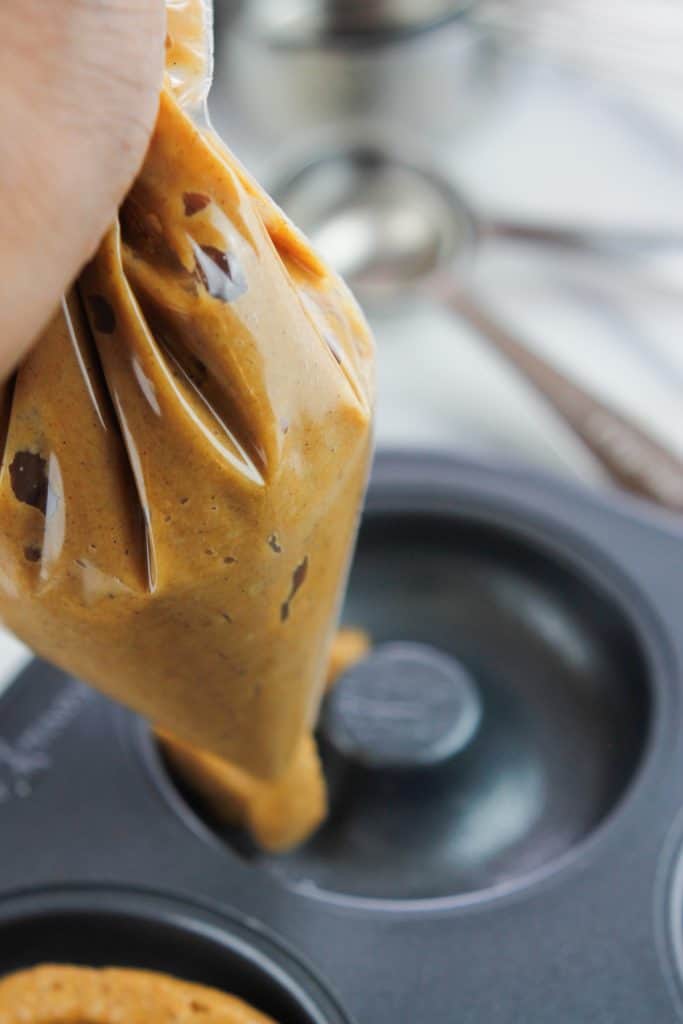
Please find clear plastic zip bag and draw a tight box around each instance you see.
[0,0,374,780]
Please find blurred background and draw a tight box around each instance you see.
[2,0,683,690]
[210,0,683,479]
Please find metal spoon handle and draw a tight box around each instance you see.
[482,217,683,259]
[437,282,683,515]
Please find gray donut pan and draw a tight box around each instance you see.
[1,451,683,1023]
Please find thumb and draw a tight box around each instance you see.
[0,0,166,380]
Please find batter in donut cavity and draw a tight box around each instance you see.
[0,965,276,1024]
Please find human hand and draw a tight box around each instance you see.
[0,0,165,379]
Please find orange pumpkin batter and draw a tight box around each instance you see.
[0,3,374,781]
[157,627,371,851]
[0,965,275,1024]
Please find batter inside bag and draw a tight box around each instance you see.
[0,1,374,781]
[156,627,371,852]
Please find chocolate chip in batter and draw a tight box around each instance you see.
[280,555,309,622]
[292,556,308,594]
[194,243,248,304]
[268,533,282,553]
[87,295,117,334]
[23,545,41,563]
[201,246,229,275]
[183,192,211,216]
[10,451,48,514]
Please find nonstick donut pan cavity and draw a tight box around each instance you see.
[152,508,652,904]
[2,452,683,1023]
[0,886,349,1024]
